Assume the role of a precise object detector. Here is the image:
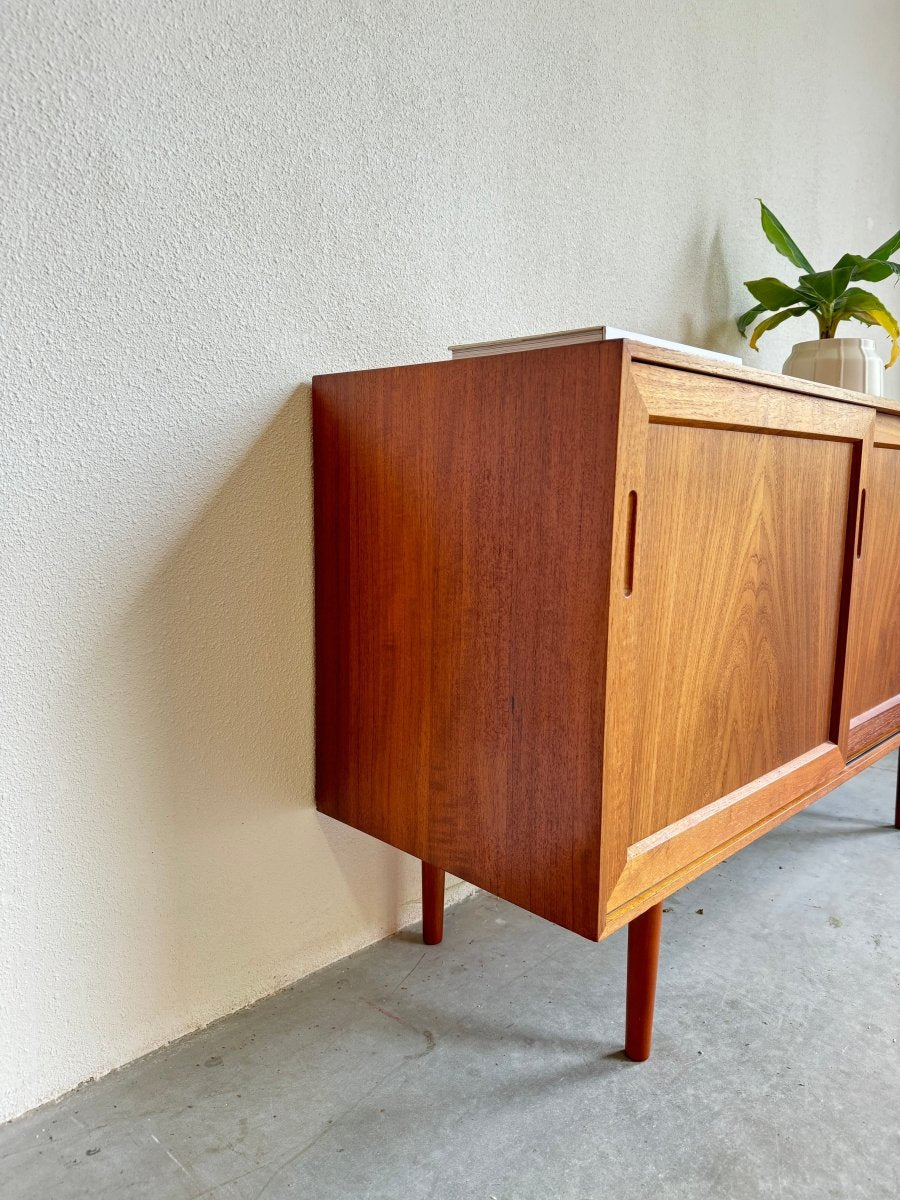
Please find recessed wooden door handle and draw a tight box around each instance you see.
[856,489,866,559]
[624,490,638,596]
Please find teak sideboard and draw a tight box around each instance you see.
[312,340,900,1060]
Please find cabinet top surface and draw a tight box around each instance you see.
[313,339,900,417]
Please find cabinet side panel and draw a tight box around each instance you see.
[313,345,621,938]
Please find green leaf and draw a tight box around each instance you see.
[795,283,827,309]
[833,288,900,367]
[758,200,814,273]
[869,228,900,261]
[834,286,896,316]
[748,306,810,351]
[744,276,806,309]
[833,253,894,284]
[797,266,854,303]
[737,302,766,338]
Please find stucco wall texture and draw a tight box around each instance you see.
[1,0,898,1122]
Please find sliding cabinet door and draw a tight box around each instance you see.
[846,412,900,757]
[601,356,873,930]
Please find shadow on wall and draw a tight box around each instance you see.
[100,384,415,1029]
[674,225,742,357]
[137,387,316,814]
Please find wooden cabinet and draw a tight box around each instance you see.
[313,341,900,1058]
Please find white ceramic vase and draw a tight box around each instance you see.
[782,337,884,396]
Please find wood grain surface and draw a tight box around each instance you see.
[603,729,899,933]
[847,438,900,754]
[629,419,852,840]
[596,360,874,924]
[314,344,621,938]
[621,341,900,419]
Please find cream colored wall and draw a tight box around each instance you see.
[2,0,898,1122]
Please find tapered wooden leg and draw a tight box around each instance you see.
[625,901,663,1061]
[422,862,445,945]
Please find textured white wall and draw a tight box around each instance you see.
[2,0,899,1122]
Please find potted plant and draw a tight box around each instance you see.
[737,201,899,395]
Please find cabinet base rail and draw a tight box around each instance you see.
[418,752,898,1060]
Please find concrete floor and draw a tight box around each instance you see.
[2,753,898,1200]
